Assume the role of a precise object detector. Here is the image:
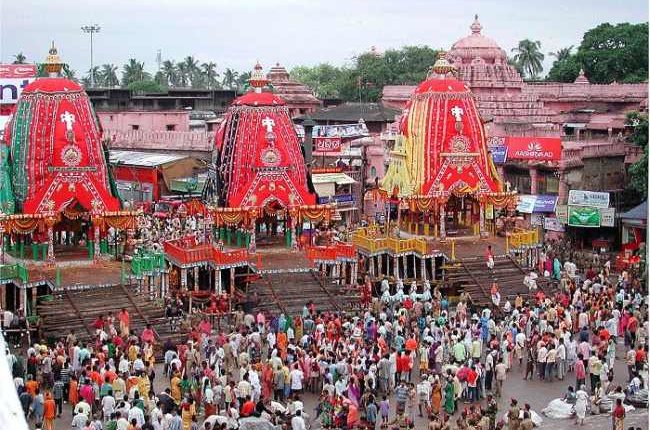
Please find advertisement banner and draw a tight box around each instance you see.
[555,205,568,224]
[544,217,565,232]
[533,195,558,213]
[568,206,601,227]
[516,195,537,214]
[568,190,610,208]
[0,64,37,105]
[505,136,562,161]
[600,207,616,227]
[317,194,354,204]
[314,137,342,153]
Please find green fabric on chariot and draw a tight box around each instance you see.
[0,141,16,214]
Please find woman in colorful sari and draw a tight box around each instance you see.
[431,377,442,415]
[318,392,335,429]
[553,257,562,280]
[611,398,625,430]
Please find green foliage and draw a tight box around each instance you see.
[626,112,648,199]
[222,68,239,91]
[546,54,581,82]
[127,80,166,94]
[577,22,648,84]
[290,64,348,99]
[548,46,574,62]
[13,52,26,64]
[122,59,150,86]
[290,46,441,102]
[511,39,544,79]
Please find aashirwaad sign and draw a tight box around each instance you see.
[506,136,562,161]
[568,190,610,208]
[0,64,37,105]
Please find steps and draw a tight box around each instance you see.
[446,255,558,307]
[247,269,358,316]
[36,284,186,347]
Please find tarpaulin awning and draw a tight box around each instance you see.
[311,172,357,185]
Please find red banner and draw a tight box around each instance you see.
[1,64,38,105]
[314,136,342,153]
[505,137,562,161]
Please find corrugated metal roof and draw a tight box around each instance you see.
[311,172,357,185]
[109,150,188,167]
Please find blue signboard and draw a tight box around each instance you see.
[318,194,354,204]
[488,145,508,164]
[533,195,558,213]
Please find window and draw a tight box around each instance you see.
[131,124,140,131]
[166,124,176,131]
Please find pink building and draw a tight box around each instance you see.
[98,111,190,132]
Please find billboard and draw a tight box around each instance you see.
[568,190,610,208]
[506,136,562,161]
[0,64,37,105]
[488,144,508,164]
[516,194,558,214]
[543,217,565,232]
[568,206,601,227]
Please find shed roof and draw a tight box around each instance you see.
[109,150,188,168]
[620,201,647,221]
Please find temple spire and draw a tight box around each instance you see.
[248,61,270,93]
[471,14,482,35]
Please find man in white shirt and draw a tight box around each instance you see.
[128,403,145,427]
[537,344,548,380]
[102,393,116,420]
[289,364,304,394]
[291,410,307,430]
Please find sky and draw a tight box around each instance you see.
[1,0,647,77]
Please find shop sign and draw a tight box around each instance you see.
[568,190,610,208]
[506,136,562,161]
[543,217,565,232]
[600,207,616,227]
[568,206,601,227]
[314,137,342,153]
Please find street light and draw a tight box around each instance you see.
[81,24,101,87]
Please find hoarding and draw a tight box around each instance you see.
[506,136,562,161]
[600,207,616,227]
[0,64,37,105]
[568,190,610,208]
[568,206,601,227]
[314,137,342,153]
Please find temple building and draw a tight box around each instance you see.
[380,55,516,239]
[266,63,321,118]
[382,15,647,203]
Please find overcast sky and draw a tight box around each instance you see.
[1,0,647,77]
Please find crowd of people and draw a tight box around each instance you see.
[4,235,648,430]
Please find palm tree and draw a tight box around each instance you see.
[122,59,150,86]
[549,45,574,62]
[100,64,119,87]
[201,62,219,89]
[176,62,190,87]
[236,71,251,92]
[13,52,27,64]
[62,64,77,81]
[182,56,199,86]
[222,68,239,90]
[161,60,179,86]
[511,39,544,80]
[85,66,101,87]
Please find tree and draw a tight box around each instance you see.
[161,60,179,87]
[511,39,544,79]
[222,68,239,90]
[201,62,219,89]
[290,64,348,99]
[546,54,581,82]
[626,112,648,199]
[13,52,26,64]
[122,59,150,86]
[548,45,574,62]
[236,71,251,92]
[507,56,525,76]
[84,66,101,87]
[577,22,648,84]
[181,56,199,87]
[100,64,119,87]
[127,80,165,94]
[176,62,190,87]
[62,64,77,81]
